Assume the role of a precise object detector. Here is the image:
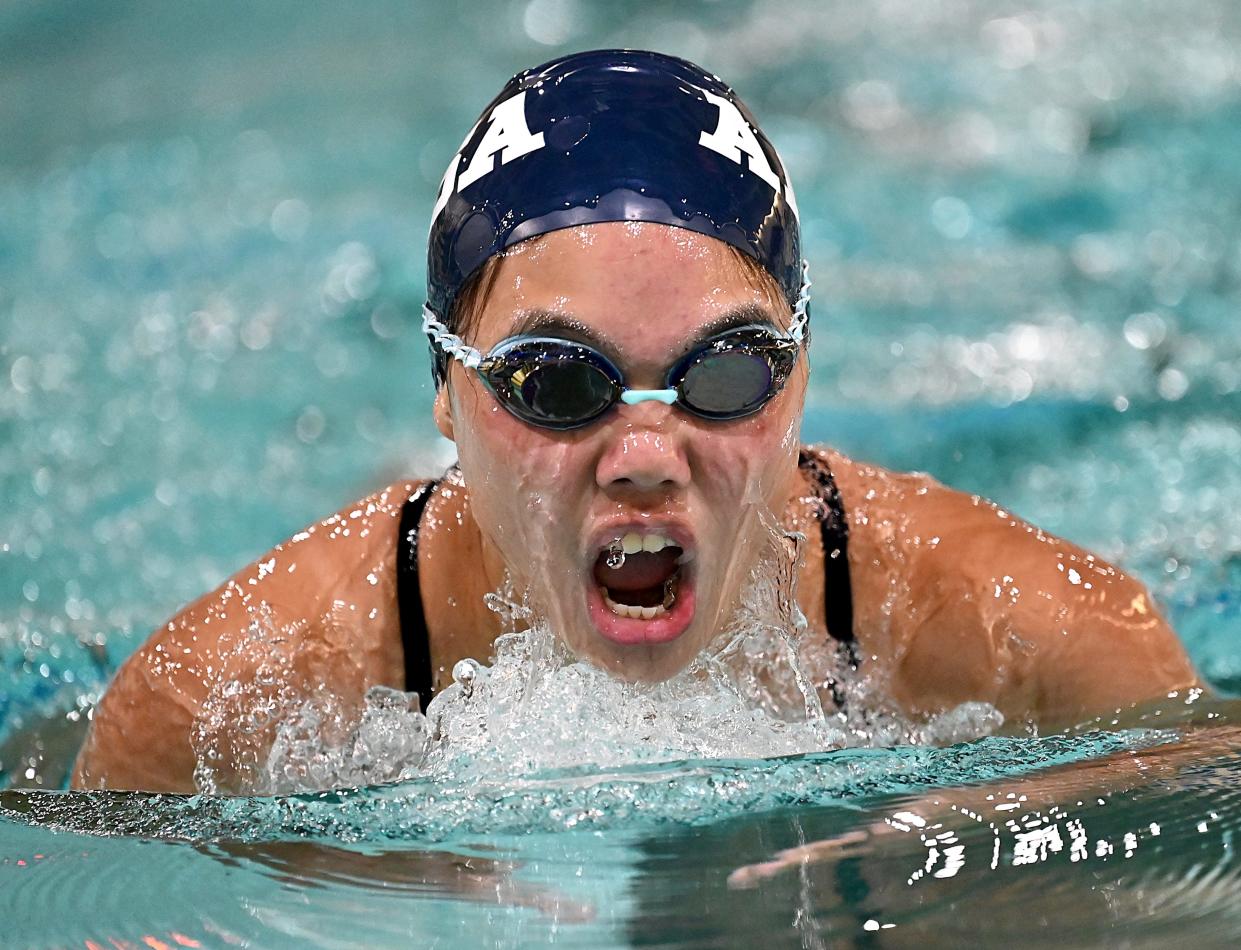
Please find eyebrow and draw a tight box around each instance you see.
[690,305,782,344]
[507,304,783,358]
[508,311,611,350]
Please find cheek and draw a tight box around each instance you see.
[693,384,803,510]
[450,381,592,558]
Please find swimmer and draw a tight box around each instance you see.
[72,50,1201,793]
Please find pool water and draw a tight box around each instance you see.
[3,0,1241,946]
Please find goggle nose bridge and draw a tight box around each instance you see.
[620,389,678,406]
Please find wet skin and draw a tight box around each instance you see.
[72,223,1202,793]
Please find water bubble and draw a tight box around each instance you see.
[9,355,35,393]
[1124,311,1168,350]
[295,405,326,443]
[982,16,1039,70]
[605,538,625,569]
[269,198,310,242]
[1157,367,1189,401]
[452,658,483,697]
[522,0,582,46]
[841,80,905,132]
[931,196,973,240]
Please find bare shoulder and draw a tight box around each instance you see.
[802,445,1200,725]
[73,480,426,792]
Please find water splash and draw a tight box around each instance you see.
[182,520,1008,796]
[263,686,428,795]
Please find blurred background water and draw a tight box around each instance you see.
[3,1,1241,946]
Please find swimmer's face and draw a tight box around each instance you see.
[436,222,806,681]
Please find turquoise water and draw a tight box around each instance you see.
[3,0,1241,946]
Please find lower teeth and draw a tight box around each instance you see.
[602,581,677,620]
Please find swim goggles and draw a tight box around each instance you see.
[421,264,810,430]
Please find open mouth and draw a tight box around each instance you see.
[587,530,696,646]
[593,532,684,619]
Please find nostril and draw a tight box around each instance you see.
[597,429,691,492]
[604,474,683,494]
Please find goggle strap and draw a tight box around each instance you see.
[422,305,484,370]
[789,259,811,344]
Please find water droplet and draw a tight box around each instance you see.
[605,538,626,569]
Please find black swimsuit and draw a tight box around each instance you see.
[396,449,855,714]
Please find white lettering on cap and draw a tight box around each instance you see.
[697,89,780,193]
[456,91,546,191]
[429,114,486,232]
[429,153,462,230]
[782,172,801,221]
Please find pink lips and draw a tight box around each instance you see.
[586,574,696,645]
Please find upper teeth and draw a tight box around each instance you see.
[620,532,674,555]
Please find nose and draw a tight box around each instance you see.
[595,405,691,496]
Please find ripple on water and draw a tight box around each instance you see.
[0,730,1164,844]
[639,738,1241,948]
[0,819,252,947]
[6,727,1241,948]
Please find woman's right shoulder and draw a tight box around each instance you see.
[301,473,469,552]
[74,474,472,792]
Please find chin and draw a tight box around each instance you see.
[581,639,703,684]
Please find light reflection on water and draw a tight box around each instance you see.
[4,722,1241,947]
[3,0,1241,945]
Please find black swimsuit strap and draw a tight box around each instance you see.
[798,449,855,645]
[797,449,859,713]
[396,479,440,714]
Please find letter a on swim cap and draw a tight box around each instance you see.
[457,91,546,190]
[697,88,781,194]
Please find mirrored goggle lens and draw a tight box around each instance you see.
[679,349,781,418]
[506,359,617,427]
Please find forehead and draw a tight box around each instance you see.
[471,222,785,353]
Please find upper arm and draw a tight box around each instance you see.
[874,479,1199,725]
[993,537,1200,722]
[72,481,420,793]
[71,635,202,792]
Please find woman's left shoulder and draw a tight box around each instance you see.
[798,443,1066,584]
[798,443,944,515]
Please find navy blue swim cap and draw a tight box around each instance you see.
[425,48,805,379]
